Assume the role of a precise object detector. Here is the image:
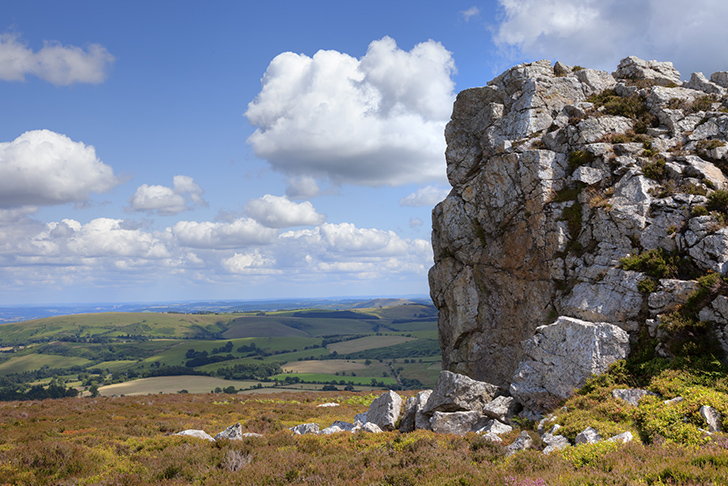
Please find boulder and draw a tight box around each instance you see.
[475,419,512,436]
[612,388,657,406]
[481,395,520,422]
[214,423,244,441]
[174,429,214,441]
[510,317,630,411]
[506,431,534,456]
[359,422,383,434]
[607,431,633,443]
[399,389,432,432]
[423,371,500,415]
[700,405,723,433]
[542,433,570,454]
[365,390,402,431]
[291,423,319,435]
[575,426,601,445]
[613,56,682,86]
[430,411,486,434]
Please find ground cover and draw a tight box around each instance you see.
[0,391,727,485]
[282,360,366,374]
[0,354,92,375]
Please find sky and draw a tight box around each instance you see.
[1,0,728,305]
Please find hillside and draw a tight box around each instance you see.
[0,302,441,399]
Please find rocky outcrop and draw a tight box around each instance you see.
[430,56,728,400]
[510,317,630,410]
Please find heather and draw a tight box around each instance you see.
[1,390,728,485]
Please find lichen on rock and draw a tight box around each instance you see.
[430,56,728,407]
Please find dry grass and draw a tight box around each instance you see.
[0,391,727,485]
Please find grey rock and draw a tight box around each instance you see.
[684,72,726,95]
[575,426,601,445]
[366,390,402,431]
[174,429,214,441]
[612,388,658,406]
[664,396,684,405]
[475,419,513,436]
[399,389,432,432]
[607,431,633,443]
[481,395,520,422]
[214,423,244,441]
[506,431,534,456]
[359,422,383,434]
[510,317,630,411]
[291,423,320,435]
[430,411,486,434]
[320,421,356,434]
[242,432,263,438]
[700,405,723,433]
[613,56,682,87]
[542,433,570,454]
[424,371,500,415]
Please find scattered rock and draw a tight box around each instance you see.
[423,371,501,415]
[475,419,513,436]
[607,431,633,443]
[700,405,723,433]
[365,390,402,431]
[399,389,433,432]
[430,411,486,434]
[575,426,601,445]
[174,429,214,441]
[214,423,244,441]
[612,388,657,406]
[291,423,320,435]
[506,431,534,456]
[542,433,570,454]
[360,422,383,434]
[317,402,339,408]
[481,395,520,422]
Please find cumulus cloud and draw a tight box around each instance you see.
[285,176,321,199]
[170,218,277,249]
[245,36,455,187]
[492,0,728,76]
[243,194,325,228]
[399,186,450,207]
[0,33,114,85]
[460,6,481,21]
[0,130,119,208]
[129,175,207,215]
[222,250,277,274]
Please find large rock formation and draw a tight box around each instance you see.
[430,56,728,388]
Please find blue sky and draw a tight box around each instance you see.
[1,0,727,305]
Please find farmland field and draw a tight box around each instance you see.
[327,335,416,354]
[282,359,366,373]
[0,353,92,374]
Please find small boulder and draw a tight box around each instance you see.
[423,371,500,415]
[613,56,682,87]
[607,431,633,443]
[359,422,383,433]
[506,431,534,456]
[542,433,570,454]
[612,388,657,406]
[174,429,214,441]
[700,405,723,433]
[430,411,486,435]
[575,426,601,445]
[291,423,320,435]
[214,423,243,441]
[366,390,402,431]
[317,402,339,408]
[481,395,520,422]
[475,419,512,436]
[399,389,432,432]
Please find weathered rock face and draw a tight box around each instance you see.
[430,56,728,387]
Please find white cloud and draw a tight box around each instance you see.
[285,176,321,199]
[245,36,455,187]
[492,0,728,76]
[243,194,325,228]
[129,175,207,215]
[460,6,481,22]
[0,33,114,85]
[399,186,450,207]
[0,130,119,208]
[222,250,277,274]
[409,217,423,228]
[170,218,277,249]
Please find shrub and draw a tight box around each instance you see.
[643,157,666,180]
[568,150,594,170]
[620,248,678,280]
[707,189,728,214]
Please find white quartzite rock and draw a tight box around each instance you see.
[506,431,534,456]
[575,426,601,445]
[214,423,244,441]
[399,389,433,432]
[365,390,402,431]
[700,405,723,433]
[430,411,486,435]
[174,429,214,441]
[481,395,520,422]
[510,317,630,411]
[612,388,658,407]
[291,423,320,435]
[423,371,500,415]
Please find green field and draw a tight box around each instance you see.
[327,335,416,354]
[0,354,92,374]
[0,301,440,398]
